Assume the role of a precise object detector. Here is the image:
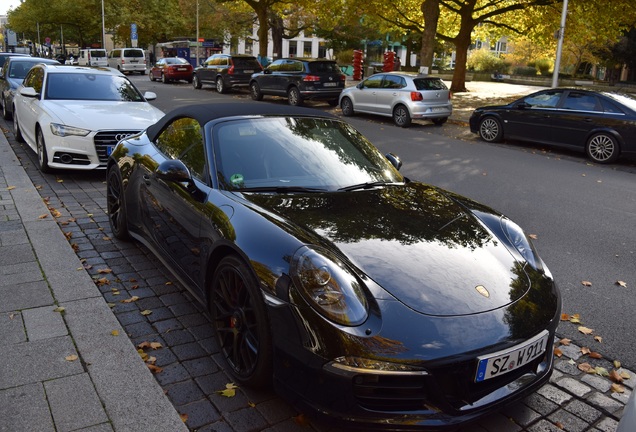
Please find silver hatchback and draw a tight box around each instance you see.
[339,72,452,127]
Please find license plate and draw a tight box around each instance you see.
[244,69,254,73]
[107,146,114,156]
[323,82,337,87]
[130,60,138,63]
[177,68,187,71]
[475,330,549,382]
[431,107,447,112]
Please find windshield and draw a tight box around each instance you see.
[45,73,145,101]
[212,117,403,191]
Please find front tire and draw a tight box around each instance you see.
[250,82,263,101]
[210,255,272,388]
[193,74,202,89]
[478,117,503,143]
[36,128,52,173]
[341,97,354,116]
[161,73,168,84]
[287,86,303,106]
[13,109,24,142]
[586,132,620,164]
[106,167,130,240]
[393,104,411,127]
[216,77,227,94]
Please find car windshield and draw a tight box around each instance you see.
[413,78,447,91]
[166,58,189,65]
[124,49,144,58]
[233,57,260,68]
[308,62,341,74]
[90,50,107,57]
[45,73,145,101]
[9,61,41,79]
[212,117,403,191]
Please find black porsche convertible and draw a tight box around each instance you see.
[106,102,560,429]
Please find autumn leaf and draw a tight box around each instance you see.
[614,360,622,368]
[559,338,571,346]
[7,185,16,190]
[165,281,173,285]
[581,281,592,287]
[56,178,64,183]
[111,290,120,295]
[140,310,152,316]
[111,330,119,336]
[150,342,162,350]
[248,401,256,408]
[595,367,609,377]
[621,370,631,380]
[97,268,113,274]
[578,326,594,335]
[554,347,563,357]
[107,303,116,308]
[581,347,591,355]
[609,369,624,383]
[53,306,66,313]
[102,236,111,241]
[217,383,238,398]
[555,421,564,430]
[65,355,79,361]
[589,352,603,359]
[578,362,593,373]
[616,280,627,287]
[528,234,538,239]
[180,413,188,423]
[560,313,570,321]
[293,413,311,427]
[146,356,157,365]
[594,336,603,343]
[94,277,110,286]
[147,364,163,374]
[611,383,625,393]
[49,208,62,218]
[121,296,139,303]
[138,349,149,361]
[38,214,48,219]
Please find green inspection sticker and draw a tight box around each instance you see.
[230,173,244,186]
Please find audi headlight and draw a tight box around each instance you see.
[501,217,542,270]
[50,123,90,137]
[291,245,368,326]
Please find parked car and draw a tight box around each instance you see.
[249,58,346,106]
[108,48,146,75]
[107,102,560,430]
[78,48,108,67]
[0,52,29,68]
[192,53,262,93]
[339,72,452,128]
[13,64,164,173]
[149,57,193,83]
[469,88,636,164]
[0,56,60,120]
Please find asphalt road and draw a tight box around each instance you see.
[132,74,636,371]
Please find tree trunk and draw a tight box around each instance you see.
[450,23,474,92]
[270,15,283,59]
[255,7,269,60]
[419,0,440,71]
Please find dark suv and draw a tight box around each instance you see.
[249,58,346,106]
[192,54,262,93]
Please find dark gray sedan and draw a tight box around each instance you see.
[469,88,636,164]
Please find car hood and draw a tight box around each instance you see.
[43,100,164,130]
[241,183,531,317]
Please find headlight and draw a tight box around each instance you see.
[50,123,91,137]
[290,245,368,326]
[501,217,542,270]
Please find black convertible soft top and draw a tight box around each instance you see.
[146,102,337,142]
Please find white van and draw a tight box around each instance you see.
[107,48,146,74]
[78,49,108,67]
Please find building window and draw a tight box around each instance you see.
[318,42,327,58]
[288,40,297,57]
[245,39,253,55]
[303,41,312,57]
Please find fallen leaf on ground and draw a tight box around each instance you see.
[616,280,627,287]
[111,330,119,336]
[578,326,594,335]
[559,338,571,346]
[589,352,603,359]
[595,367,609,377]
[150,342,162,349]
[217,383,238,398]
[147,364,163,374]
[611,383,625,393]
[53,306,66,313]
[180,413,188,423]
[140,310,152,316]
[578,363,594,373]
[528,234,538,239]
[609,369,624,383]
[594,336,603,343]
[38,214,48,219]
[581,347,591,355]
[121,296,139,303]
[560,313,570,321]
[614,360,622,368]
[621,370,631,380]
[7,186,15,190]
[65,355,78,361]
[581,281,592,287]
[554,347,563,357]
[97,268,113,274]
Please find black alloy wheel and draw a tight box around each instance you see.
[106,167,130,240]
[341,97,354,116]
[250,82,263,101]
[210,255,272,387]
[393,104,412,127]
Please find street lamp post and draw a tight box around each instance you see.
[551,0,568,88]
[101,0,106,49]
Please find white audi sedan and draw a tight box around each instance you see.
[13,64,164,173]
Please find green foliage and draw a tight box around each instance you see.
[514,66,538,76]
[467,48,510,73]
[534,58,552,75]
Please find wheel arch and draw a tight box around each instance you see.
[585,127,624,149]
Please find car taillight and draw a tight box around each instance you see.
[303,75,321,82]
[339,75,346,81]
[449,91,452,100]
[410,92,423,101]
[228,65,235,74]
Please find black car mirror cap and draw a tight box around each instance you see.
[385,152,402,170]
[517,101,531,109]
[156,159,195,187]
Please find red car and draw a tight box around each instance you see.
[149,57,193,83]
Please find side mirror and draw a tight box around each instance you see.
[357,82,364,89]
[517,101,531,109]
[156,160,193,185]
[143,91,157,101]
[264,69,272,74]
[19,87,39,98]
[385,153,402,171]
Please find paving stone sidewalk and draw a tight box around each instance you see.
[0,89,632,431]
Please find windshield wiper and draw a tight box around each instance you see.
[234,186,328,193]
[337,181,400,192]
